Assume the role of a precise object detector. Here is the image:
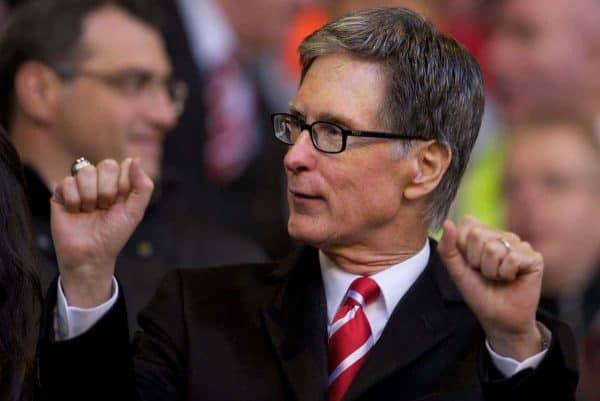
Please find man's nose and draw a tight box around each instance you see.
[283,129,317,173]
[143,88,179,131]
[510,183,545,215]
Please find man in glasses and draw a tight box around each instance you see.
[39,7,576,401]
[0,0,265,332]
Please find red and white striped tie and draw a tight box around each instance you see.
[328,277,380,401]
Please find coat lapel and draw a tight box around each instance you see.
[262,247,329,401]
[344,244,464,401]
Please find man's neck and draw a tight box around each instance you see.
[11,121,73,190]
[320,225,429,276]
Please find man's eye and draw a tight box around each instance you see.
[283,121,294,133]
[118,73,152,94]
[541,175,571,193]
[316,123,341,136]
[286,117,304,130]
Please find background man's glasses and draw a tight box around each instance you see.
[59,68,189,116]
[272,113,427,154]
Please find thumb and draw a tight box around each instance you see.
[438,219,459,260]
[125,158,154,222]
[438,219,469,281]
[49,193,66,235]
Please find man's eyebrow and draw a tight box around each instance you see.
[288,105,304,118]
[111,66,173,79]
[314,112,358,130]
[287,106,359,129]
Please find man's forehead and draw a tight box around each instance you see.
[291,54,386,129]
[509,125,599,169]
[79,6,170,73]
[306,54,384,80]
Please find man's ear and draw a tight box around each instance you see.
[403,140,452,200]
[14,61,62,125]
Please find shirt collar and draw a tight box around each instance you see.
[176,0,237,70]
[319,241,430,323]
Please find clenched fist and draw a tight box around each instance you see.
[438,216,545,361]
[51,158,154,308]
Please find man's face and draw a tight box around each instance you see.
[284,54,416,251]
[53,6,177,180]
[504,125,600,293]
[488,0,594,123]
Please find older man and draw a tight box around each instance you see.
[38,8,577,401]
[0,0,265,332]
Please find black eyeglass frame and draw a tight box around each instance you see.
[271,112,428,154]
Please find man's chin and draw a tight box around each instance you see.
[287,217,326,247]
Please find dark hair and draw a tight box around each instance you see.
[0,125,41,401]
[299,7,485,228]
[0,0,163,129]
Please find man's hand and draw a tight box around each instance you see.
[438,216,544,361]
[51,158,154,308]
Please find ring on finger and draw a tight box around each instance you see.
[497,237,512,253]
[71,157,92,176]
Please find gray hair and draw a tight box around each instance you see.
[299,7,484,229]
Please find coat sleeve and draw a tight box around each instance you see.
[480,312,579,401]
[37,271,188,401]
[37,277,138,401]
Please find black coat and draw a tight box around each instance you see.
[37,243,578,401]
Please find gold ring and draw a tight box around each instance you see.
[71,157,91,176]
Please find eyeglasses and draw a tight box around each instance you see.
[60,69,189,116]
[271,113,427,154]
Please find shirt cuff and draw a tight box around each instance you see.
[485,337,550,377]
[54,276,119,341]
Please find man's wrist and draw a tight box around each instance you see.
[486,321,546,362]
[60,265,115,308]
[56,276,119,340]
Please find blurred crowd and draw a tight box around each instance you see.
[0,0,598,399]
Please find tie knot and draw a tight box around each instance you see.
[345,277,380,308]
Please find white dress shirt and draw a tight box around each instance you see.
[55,241,548,378]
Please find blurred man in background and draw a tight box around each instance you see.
[0,0,265,331]
[488,0,600,124]
[503,117,600,400]
[456,0,600,228]
[159,0,309,259]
